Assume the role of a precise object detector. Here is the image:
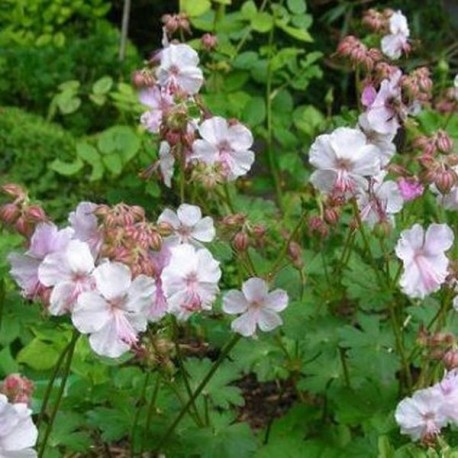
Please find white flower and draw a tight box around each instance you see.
[156,43,203,95]
[68,201,102,256]
[381,11,410,60]
[191,116,255,181]
[360,71,402,135]
[139,86,174,134]
[161,244,221,320]
[158,204,215,247]
[357,115,396,167]
[395,224,454,299]
[223,278,288,337]
[158,141,174,188]
[357,172,403,228]
[435,369,458,423]
[72,262,155,358]
[8,223,74,299]
[0,394,38,457]
[38,240,95,316]
[309,127,381,195]
[395,387,448,442]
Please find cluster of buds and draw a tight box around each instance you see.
[201,33,218,51]
[220,213,266,253]
[323,193,345,226]
[362,8,392,33]
[0,373,34,405]
[400,67,433,104]
[95,203,163,277]
[132,69,156,89]
[162,13,191,36]
[418,326,456,364]
[336,36,382,71]
[415,130,454,156]
[307,215,329,238]
[0,184,47,237]
[435,85,458,114]
[136,335,175,373]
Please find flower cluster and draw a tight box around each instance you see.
[7,200,225,357]
[396,370,458,443]
[135,38,255,188]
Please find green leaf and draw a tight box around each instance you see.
[53,32,65,47]
[89,93,106,106]
[181,0,211,17]
[58,80,80,92]
[97,125,140,162]
[76,142,99,164]
[92,76,113,95]
[0,347,19,376]
[87,407,131,441]
[56,93,81,114]
[243,96,266,126]
[17,338,61,370]
[276,21,313,41]
[241,0,257,19]
[233,51,259,69]
[186,358,244,409]
[287,0,306,14]
[50,158,84,176]
[251,12,274,32]
[102,153,123,175]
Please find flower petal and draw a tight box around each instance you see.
[94,262,131,301]
[222,290,249,315]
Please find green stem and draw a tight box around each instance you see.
[269,211,307,279]
[145,373,161,440]
[265,21,283,212]
[339,347,351,388]
[172,318,204,426]
[38,330,79,458]
[36,335,73,429]
[155,334,241,452]
[130,370,151,456]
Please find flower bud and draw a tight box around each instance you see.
[434,168,457,194]
[25,205,47,222]
[0,374,34,405]
[233,231,249,252]
[201,33,218,51]
[443,350,458,369]
[0,203,20,225]
[436,130,454,154]
[1,183,26,200]
[324,207,340,226]
[222,213,246,228]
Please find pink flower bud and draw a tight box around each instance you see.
[324,207,340,226]
[1,374,34,405]
[233,231,249,252]
[201,33,218,51]
[0,203,20,224]
[1,183,26,200]
[436,130,454,154]
[434,168,457,194]
[25,205,47,222]
[443,350,458,369]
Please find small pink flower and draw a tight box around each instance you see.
[223,278,288,337]
[398,177,424,201]
[156,43,203,95]
[161,244,221,320]
[8,223,74,299]
[357,172,403,228]
[68,202,102,256]
[38,240,95,316]
[360,71,402,135]
[309,127,381,195]
[158,204,215,247]
[395,386,448,442]
[395,224,454,298]
[191,116,255,181]
[139,86,174,134]
[72,261,155,358]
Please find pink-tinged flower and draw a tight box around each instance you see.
[0,374,34,405]
[161,244,221,320]
[158,204,215,247]
[139,86,174,134]
[435,370,458,423]
[395,387,448,442]
[360,71,402,135]
[8,223,74,299]
[309,127,381,195]
[223,278,288,337]
[147,246,171,322]
[398,177,424,201]
[0,394,38,456]
[381,11,410,60]
[156,43,203,95]
[191,117,255,181]
[395,224,454,298]
[159,141,174,187]
[38,240,95,316]
[68,202,102,256]
[357,115,396,167]
[72,262,155,358]
[357,172,403,228]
